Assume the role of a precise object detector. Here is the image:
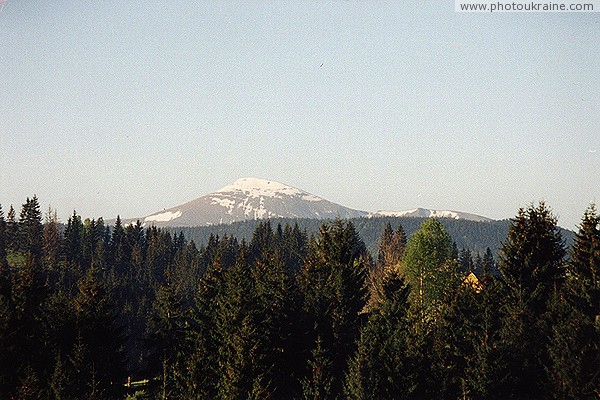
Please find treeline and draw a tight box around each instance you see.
[170,216,517,257]
[0,198,598,399]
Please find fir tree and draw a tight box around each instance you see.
[297,220,369,398]
[42,207,61,272]
[345,269,412,399]
[0,205,7,271]
[63,211,83,273]
[366,223,406,312]
[301,336,335,400]
[499,202,566,312]
[497,202,566,398]
[145,279,188,399]
[547,204,600,398]
[5,205,17,253]
[73,267,127,398]
[18,196,43,261]
[110,215,128,275]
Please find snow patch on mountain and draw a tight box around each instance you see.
[145,210,182,223]
[216,177,322,201]
[123,178,493,228]
[368,208,491,222]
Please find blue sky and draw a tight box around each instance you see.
[1,1,598,229]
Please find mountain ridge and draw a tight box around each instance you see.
[123,177,493,227]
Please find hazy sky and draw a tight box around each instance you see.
[1,1,599,229]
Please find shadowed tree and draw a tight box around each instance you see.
[497,202,566,398]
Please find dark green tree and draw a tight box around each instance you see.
[145,279,188,399]
[63,211,83,273]
[110,216,128,276]
[0,205,7,271]
[72,267,127,399]
[42,208,61,273]
[546,204,600,398]
[302,336,335,400]
[499,202,566,312]
[213,253,270,400]
[345,269,412,399]
[5,205,17,253]
[297,220,369,397]
[18,196,43,261]
[497,202,566,398]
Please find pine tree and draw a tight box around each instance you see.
[250,241,300,398]
[482,247,496,278]
[185,262,224,399]
[459,248,474,274]
[568,203,600,324]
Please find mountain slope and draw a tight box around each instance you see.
[135,178,367,227]
[368,208,492,222]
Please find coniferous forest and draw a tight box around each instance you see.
[0,197,598,399]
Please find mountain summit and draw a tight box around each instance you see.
[126,178,493,227]
[137,178,367,227]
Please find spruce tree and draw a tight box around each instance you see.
[185,261,224,399]
[547,204,600,397]
[213,252,270,400]
[72,267,127,398]
[63,211,83,273]
[345,269,412,399]
[568,203,600,323]
[5,205,17,253]
[297,220,368,398]
[0,205,7,271]
[18,196,43,262]
[42,207,61,273]
[497,202,566,398]
[499,202,566,312]
[110,215,127,276]
[301,336,335,400]
[146,279,188,399]
[366,223,406,312]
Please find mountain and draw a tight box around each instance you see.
[124,177,493,228]
[367,208,492,222]
[130,177,367,227]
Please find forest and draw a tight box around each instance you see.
[0,198,598,399]
[169,215,518,257]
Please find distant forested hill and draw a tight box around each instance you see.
[168,216,575,257]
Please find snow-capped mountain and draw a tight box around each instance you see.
[132,178,367,227]
[124,178,494,227]
[367,208,492,222]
